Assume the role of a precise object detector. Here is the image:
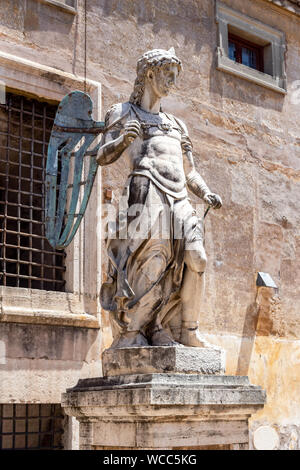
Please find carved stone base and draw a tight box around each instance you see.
[62,346,266,450]
[102,345,226,376]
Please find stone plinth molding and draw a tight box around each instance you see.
[62,346,266,450]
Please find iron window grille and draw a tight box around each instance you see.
[0,92,66,291]
[0,404,64,450]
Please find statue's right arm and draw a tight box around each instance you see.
[96,134,127,166]
[96,104,140,166]
[96,103,127,166]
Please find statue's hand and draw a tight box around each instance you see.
[181,134,193,153]
[123,120,141,146]
[203,193,222,209]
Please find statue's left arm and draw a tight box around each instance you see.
[179,120,222,209]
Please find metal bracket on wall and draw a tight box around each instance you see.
[256,272,278,289]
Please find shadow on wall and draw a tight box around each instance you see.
[99,0,216,54]
[236,300,259,376]
[208,23,285,113]
[23,0,75,33]
[0,323,101,370]
[236,286,278,376]
[98,0,286,113]
[209,62,285,114]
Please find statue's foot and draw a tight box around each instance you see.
[110,331,149,349]
[180,327,215,348]
[150,327,180,347]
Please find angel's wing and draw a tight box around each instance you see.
[45,91,105,249]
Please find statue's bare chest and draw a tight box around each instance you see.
[130,104,182,142]
[128,104,183,163]
[124,107,185,187]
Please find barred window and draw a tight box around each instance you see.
[0,92,66,291]
[0,404,64,450]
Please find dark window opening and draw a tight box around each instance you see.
[228,33,264,72]
[0,92,66,291]
[0,404,64,450]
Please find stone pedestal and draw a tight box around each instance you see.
[62,346,266,450]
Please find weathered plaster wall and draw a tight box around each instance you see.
[89,0,300,449]
[0,0,299,449]
[90,3,300,449]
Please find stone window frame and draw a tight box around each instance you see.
[0,50,102,329]
[216,1,287,94]
[36,0,77,14]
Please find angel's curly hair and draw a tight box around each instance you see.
[129,48,182,106]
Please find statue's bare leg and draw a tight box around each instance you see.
[180,242,214,348]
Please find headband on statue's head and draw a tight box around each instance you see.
[129,47,182,105]
[136,47,182,75]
